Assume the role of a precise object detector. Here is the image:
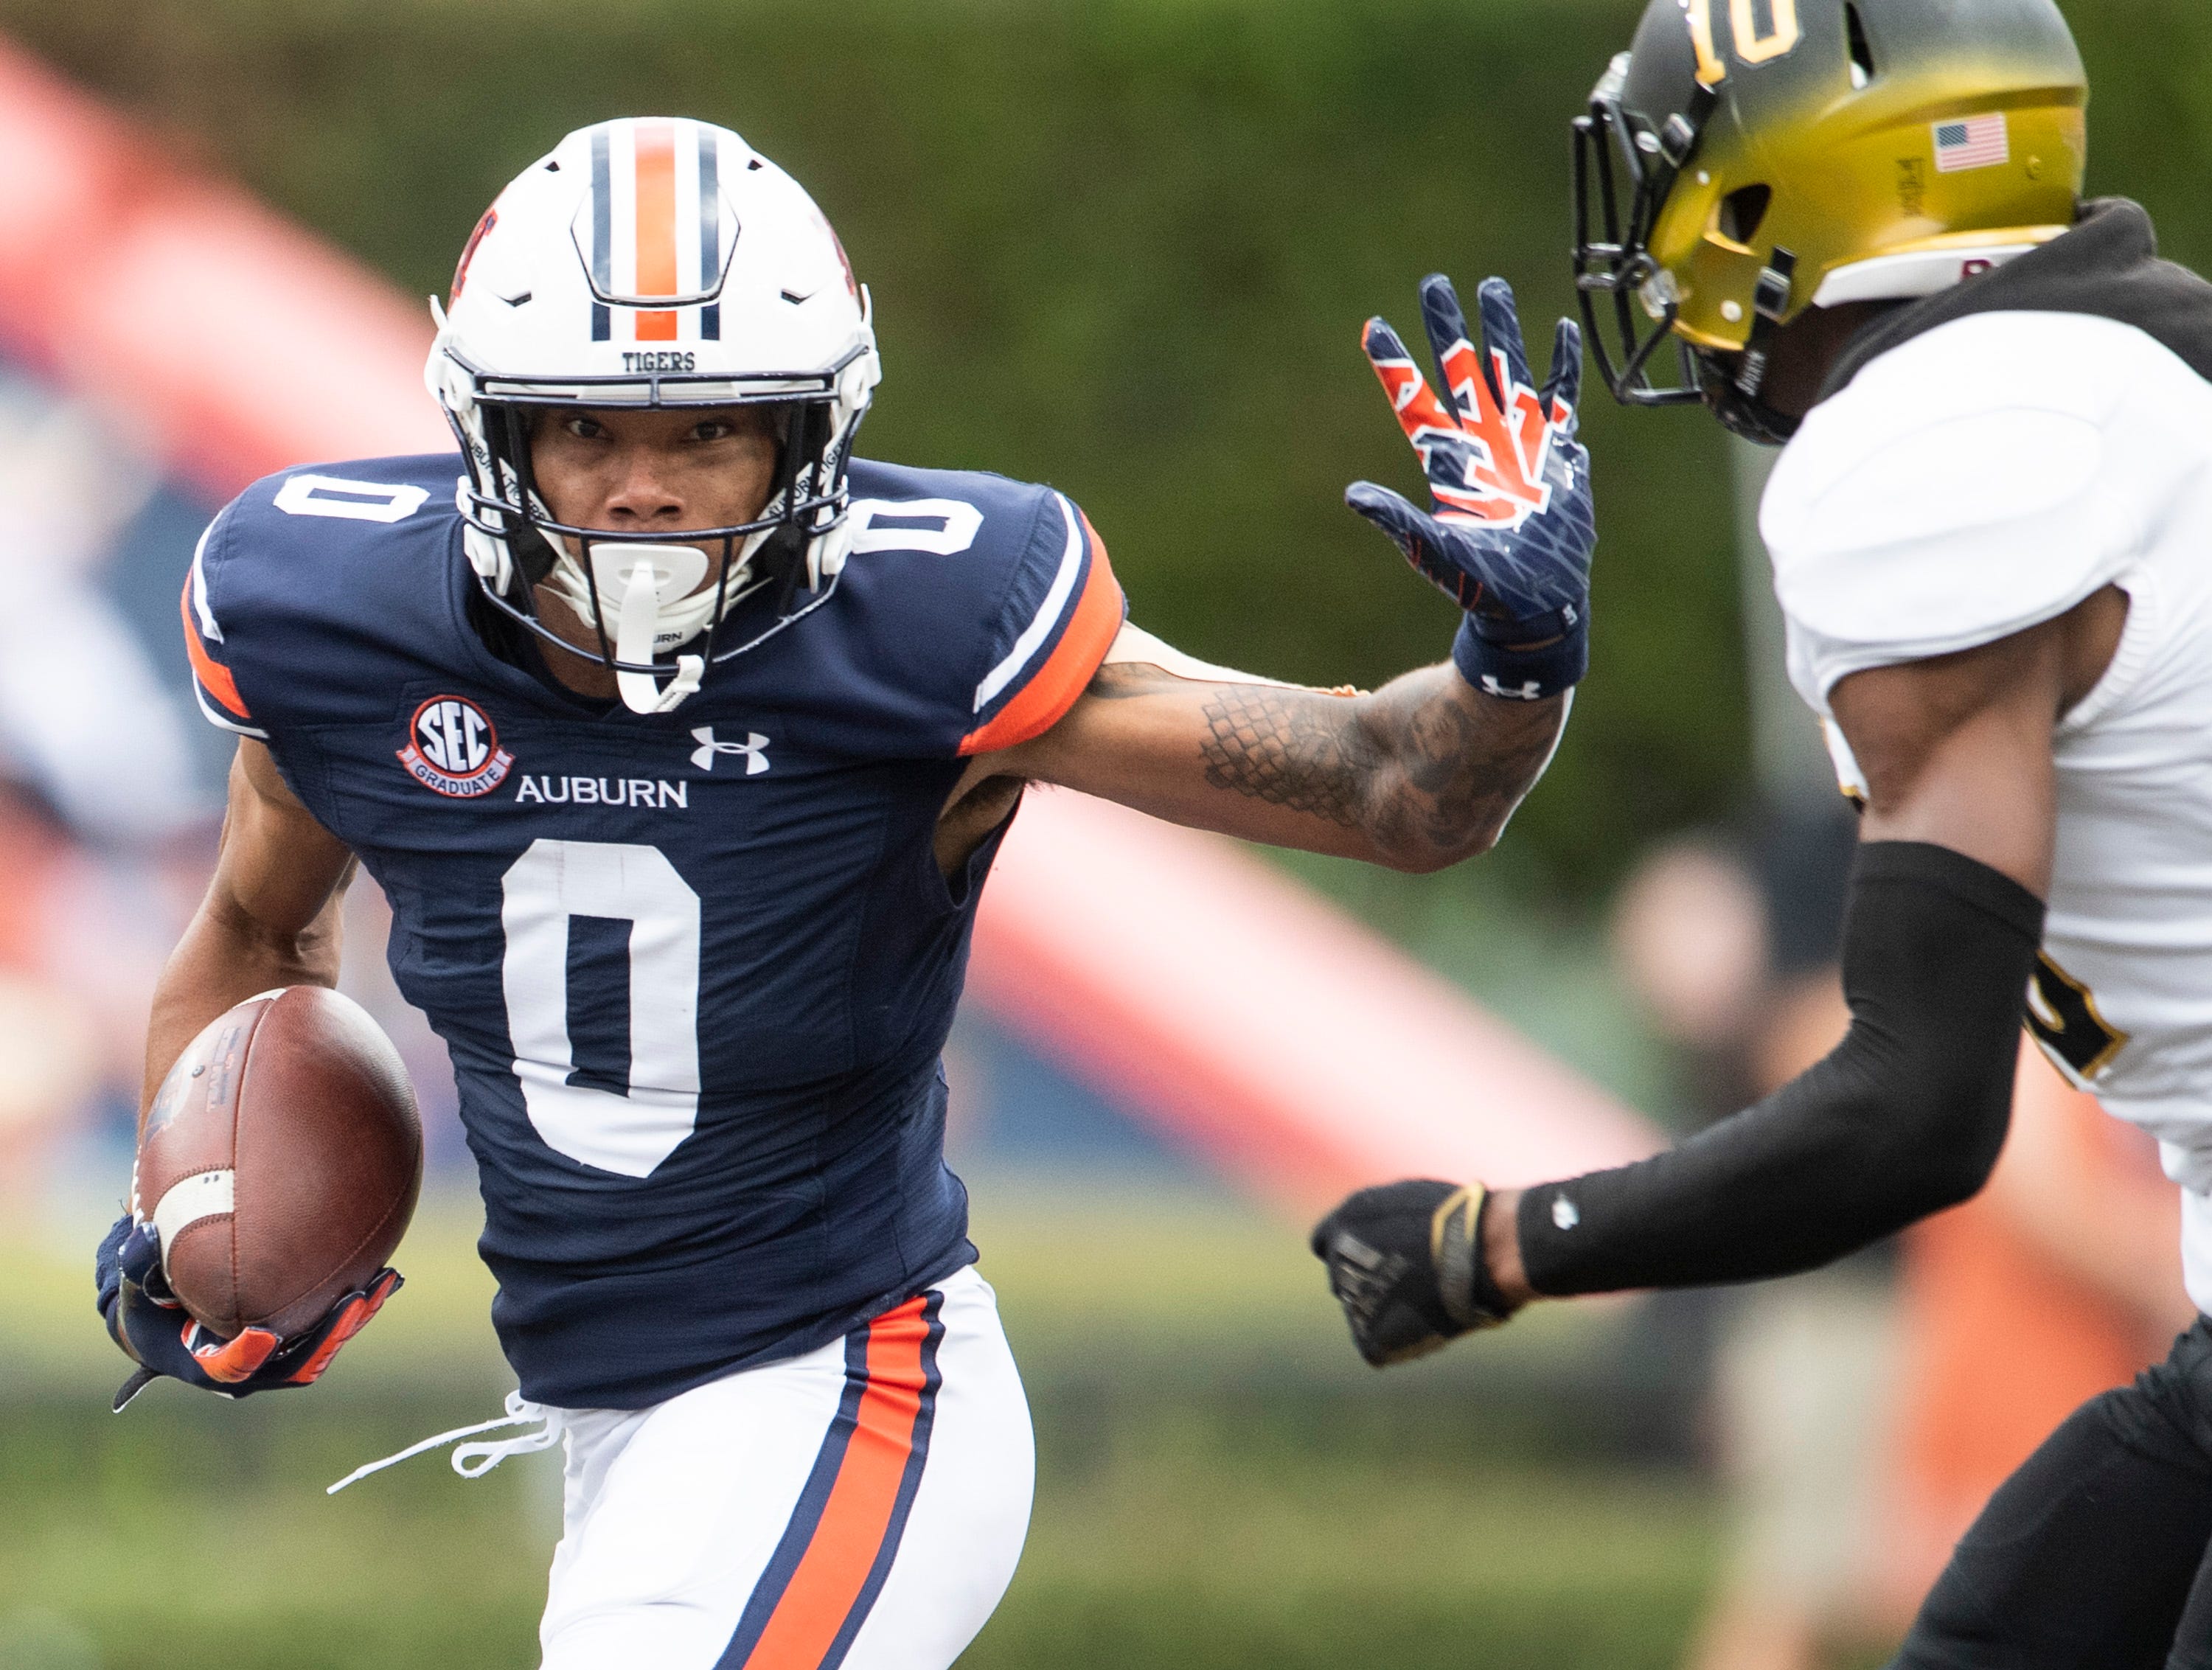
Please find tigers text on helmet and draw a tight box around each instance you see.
[1571,0,2086,442]
[425,116,883,714]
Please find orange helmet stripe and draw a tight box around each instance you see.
[633,119,679,340]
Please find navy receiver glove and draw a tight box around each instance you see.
[1350,275,1595,702]
[95,1213,401,1412]
[1311,1180,1518,1367]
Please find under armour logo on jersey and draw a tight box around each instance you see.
[691,727,770,774]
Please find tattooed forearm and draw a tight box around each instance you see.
[1198,685,1378,828]
[1200,669,1565,868]
[1004,655,1567,872]
[1368,675,1564,864]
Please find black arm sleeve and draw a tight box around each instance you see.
[1517,841,2045,1296]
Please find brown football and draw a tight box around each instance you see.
[134,986,422,1340]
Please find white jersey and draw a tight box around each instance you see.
[1761,305,2212,1312]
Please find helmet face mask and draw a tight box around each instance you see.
[466,394,824,664]
[1572,53,1719,411]
[427,117,883,712]
[1573,67,1801,439]
[1572,0,2088,439]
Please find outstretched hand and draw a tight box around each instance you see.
[1311,1179,1519,1367]
[1350,275,1595,702]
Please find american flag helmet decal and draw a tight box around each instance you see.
[1932,113,2011,175]
[572,117,743,342]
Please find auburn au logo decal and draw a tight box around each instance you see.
[1368,333,1564,533]
[398,695,514,797]
[451,206,496,302]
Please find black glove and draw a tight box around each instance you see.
[96,1213,402,1411]
[1311,1180,1517,1366]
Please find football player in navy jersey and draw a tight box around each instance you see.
[95,116,1596,1669]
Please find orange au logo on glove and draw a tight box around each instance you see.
[1363,321,1573,533]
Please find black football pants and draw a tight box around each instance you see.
[1891,1315,2212,1669]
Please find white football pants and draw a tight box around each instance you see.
[537,1267,1034,1670]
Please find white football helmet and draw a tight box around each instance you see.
[425,116,882,713]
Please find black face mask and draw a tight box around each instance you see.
[1571,73,1719,414]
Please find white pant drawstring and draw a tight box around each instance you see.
[326,1390,561,1495]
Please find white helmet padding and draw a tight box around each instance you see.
[425,116,882,712]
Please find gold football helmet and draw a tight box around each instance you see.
[1572,0,2087,440]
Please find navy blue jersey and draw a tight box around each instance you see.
[182,453,1123,1408]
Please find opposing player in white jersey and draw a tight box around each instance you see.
[1313,1,2212,1663]
[95,117,1601,1669]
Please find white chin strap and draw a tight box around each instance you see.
[590,543,709,714]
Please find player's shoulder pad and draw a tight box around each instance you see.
[185,453,464,737]
[835,458,1127,756]
[1762,310,2210,669]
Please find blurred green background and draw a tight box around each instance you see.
[1,1202,1728,1670]
[2,1,2208,1666]
[5,0,2208,897]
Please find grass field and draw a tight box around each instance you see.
[0,1396,1719,1670]
[1,1187,1736,1669]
